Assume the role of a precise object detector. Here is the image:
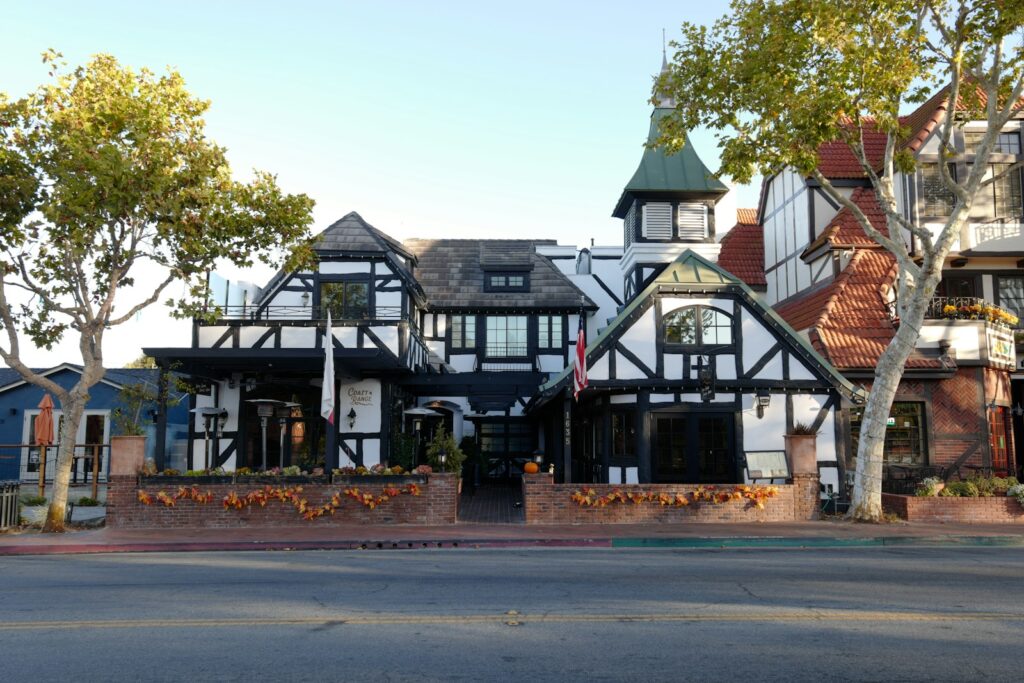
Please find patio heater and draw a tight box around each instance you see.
[246,399,288,471]
[189,407,228,471]
[275,402,301,469]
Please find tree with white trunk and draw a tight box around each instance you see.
[0,52,314,531]
[656,0,1024,520]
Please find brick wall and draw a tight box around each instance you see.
[107,474,458,529]
[521,473,820,525]
[883,493,1024,523]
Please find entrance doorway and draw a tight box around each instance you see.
[652,412,736,484]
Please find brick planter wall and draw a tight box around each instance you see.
[107,473,458,529]
[522,474,820,525]
[882,493,1024,524]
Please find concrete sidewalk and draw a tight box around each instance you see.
[5,518,1024,555]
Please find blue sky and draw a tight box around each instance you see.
[3,0,754,366]
[4,0,753,246]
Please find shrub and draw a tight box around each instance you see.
[939,481,980,497]
[966,475,1018,497]
[1007,484,1024,507]
[161,468,181,476]
[20,494,47,506]
[281,465,302,476]
[788,422,818,436]
[426,427,466,474]
[915,476,944,497]
[77,496,100,507]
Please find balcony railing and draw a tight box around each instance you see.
[205,305,404,322]
[925,297,1019,328]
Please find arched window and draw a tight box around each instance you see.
[663,306,733,347]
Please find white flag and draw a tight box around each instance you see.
[320,312,335,424]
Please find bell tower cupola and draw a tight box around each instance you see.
[614,51,729,302]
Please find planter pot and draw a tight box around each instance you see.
[140,475,234,485]
[332,474,428,486]
[783,434,817,476]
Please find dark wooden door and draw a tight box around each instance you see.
[653,413,735,484]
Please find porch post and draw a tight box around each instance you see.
[562,392,572,483]
[154,363,169,471]
[637,390,651,483]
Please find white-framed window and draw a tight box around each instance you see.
[20,409,110,481]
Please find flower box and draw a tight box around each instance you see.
[234,475,329,485]
[332,474,428,486]
[140,475,233,485]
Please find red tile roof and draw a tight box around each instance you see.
[802,187,890,256]
[718,209,765,287]
[816,124,889,179]
[736,208,758,225]
[776,250,945,370]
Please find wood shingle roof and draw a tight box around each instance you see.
[402,238,596,311]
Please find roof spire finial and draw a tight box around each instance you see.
[655,28,675,108]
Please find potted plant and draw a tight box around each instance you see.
[426,427,466,492]
[784,422,818,476]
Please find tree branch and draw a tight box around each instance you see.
[106,272,176,327]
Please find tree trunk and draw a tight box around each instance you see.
[42,395,87,533]
[848,286,934,522]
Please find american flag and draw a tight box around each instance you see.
[573,312,588,399]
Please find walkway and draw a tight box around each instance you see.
[457,484,524,524]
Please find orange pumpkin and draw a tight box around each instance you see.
[523,462,540,474]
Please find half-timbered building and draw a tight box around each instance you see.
[143,61,857,498]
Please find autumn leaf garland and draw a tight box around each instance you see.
[137,483,422,521]
[570,485,779,510]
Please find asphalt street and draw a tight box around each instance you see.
[2,546,1023,681]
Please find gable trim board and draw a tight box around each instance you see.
[0,363,138,396]
[533,249,863,407]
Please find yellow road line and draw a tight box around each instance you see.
[1,611,1023,631]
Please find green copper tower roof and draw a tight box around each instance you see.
[611,108,728,218]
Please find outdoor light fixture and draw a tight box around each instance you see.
[347,407,357,429]
[755,389,771,419]
[301,290,311,308]
[1014,404,1024,418]
[439,447,447,469]
[190,407,229,470]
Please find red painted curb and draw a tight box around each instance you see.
[0,537,614,556]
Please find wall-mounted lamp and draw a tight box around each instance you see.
[347,407,357,429]
[301,290,311,309]
[755,389,771,419]
[439,447,447,469]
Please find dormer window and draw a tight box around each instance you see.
[320,280,369,320]
[485,272,529,292]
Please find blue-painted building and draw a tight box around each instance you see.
[0,364,189,481]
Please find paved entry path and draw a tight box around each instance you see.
[457,484,524,524]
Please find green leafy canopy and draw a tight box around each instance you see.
[654,0,1024,183]
[0,51,316,351]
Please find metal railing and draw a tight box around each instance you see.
[925,297,1018,327]
[0,443,109,501]
[205,305,404,322]
[0,481,18,530]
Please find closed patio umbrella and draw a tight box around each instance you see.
[34,394,55,496]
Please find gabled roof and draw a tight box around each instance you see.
[537,250,860,401]
[775,250,946,371]
[612,108,728,218]
[314,211,416,262]
[0,364,166,396]
[801,187,889,258]
[717,209,765,287]
[402,239,596,311]
[258,212,425,307]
